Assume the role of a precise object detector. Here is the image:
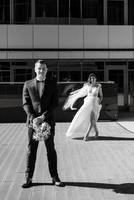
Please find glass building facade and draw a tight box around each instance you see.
[0,0,134,120]
[0,0,134,25]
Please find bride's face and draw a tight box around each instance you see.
[90,76,97,84]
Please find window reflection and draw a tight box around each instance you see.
[35,0,57,24]
[14,0,31,24]
[70,0,81,24]
[12,61,33,82]
[128,0,134,25]
[107,0,124,25]
[14,69,32,82]
[0,62,10,82]
[59,60,81,82]
[128,62,134,106]
[45,60,58,80]
[82,61,104,82]
[0,0,9,24]
[59,0,69,24]
[0,0,127,25]
[82,0,103,25]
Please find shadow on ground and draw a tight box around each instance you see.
[73,136,134,141]
[64,182,134,194]
[30,181,134,194]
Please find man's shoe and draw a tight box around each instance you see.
[22,178,32,188]
[52,177,65,187]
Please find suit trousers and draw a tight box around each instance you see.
[25,126,58,180]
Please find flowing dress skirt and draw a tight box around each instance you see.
[66,95,102,137]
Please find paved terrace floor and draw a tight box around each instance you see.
[0,114,134,200]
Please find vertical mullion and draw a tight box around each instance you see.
[69,0,70,24]
[80,0,82,24]
[57,0,59,24]
[10,0,14,24]
[31,0,35,24]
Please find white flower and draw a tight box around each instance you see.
[32,118,51,141]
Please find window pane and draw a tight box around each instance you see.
[128,62,134,106]
[0,62,10,82]
[0,62,10,71]
[0,71,10,82]
[70,0,81,24]
[12,61,33,82]
[107,0,124,25]
[0,0,10,24]
[106,61,126,66]
[82,61,104,81]
[59,0,69,24]
[35,0,57,24]
[45,60,58,80]
[59,60,81,82]
[82,0,103,25]
[14,0,31,24]
[128,61,134,70]
[14,69,32,82]
[128,0,134,25]
[129,70,134,106]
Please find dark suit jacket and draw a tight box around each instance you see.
[22,77,58,127]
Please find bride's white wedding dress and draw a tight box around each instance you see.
[63,83,102,138]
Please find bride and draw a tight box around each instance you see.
[63,73,103,141]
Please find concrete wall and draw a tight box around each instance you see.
[0,25,134,59]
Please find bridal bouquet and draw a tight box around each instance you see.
[32,117,51,141]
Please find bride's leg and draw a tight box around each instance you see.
[83,125,92,141]
[92,115,99,137]
[94,123,99,137]
[83,112,93,141]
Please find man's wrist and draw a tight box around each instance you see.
[29,114,35,122]
[30,114,34,118]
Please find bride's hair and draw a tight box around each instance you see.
[87,73,97,83]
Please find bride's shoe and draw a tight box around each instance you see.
[83,136,88,141]
[94,132,99,138]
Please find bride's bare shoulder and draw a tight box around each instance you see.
[97,83,102,88]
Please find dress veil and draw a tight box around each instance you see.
[63,85,87,110]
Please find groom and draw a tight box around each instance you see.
[22,60,64,188]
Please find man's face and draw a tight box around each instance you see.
[35,63,48,79]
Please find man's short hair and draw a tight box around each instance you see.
[35,60,47,66]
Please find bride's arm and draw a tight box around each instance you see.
[70,88,81,95]
[98,84,103,104]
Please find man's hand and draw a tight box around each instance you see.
[28,114,35,128]
[98,98,102,105]
[32,115,45,130]
[33,115,44,125]
[41,114,45,121]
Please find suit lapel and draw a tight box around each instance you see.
[41,79,48,99]
[33,78,40,100]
